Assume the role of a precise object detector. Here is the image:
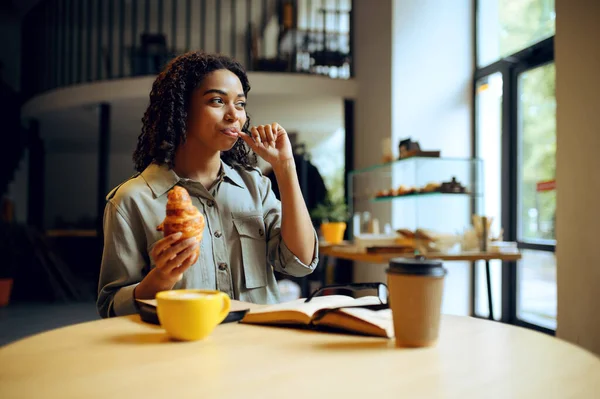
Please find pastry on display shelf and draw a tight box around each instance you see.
[373,177,469,198]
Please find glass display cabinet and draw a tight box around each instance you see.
[347,156,484,254]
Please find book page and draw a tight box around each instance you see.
[246,295,381,318]
[136,299,157,307]
[308,308,393,338]
[337,308,394,337]
[314,308,393,338]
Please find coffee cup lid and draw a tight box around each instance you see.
[386,256,447,277]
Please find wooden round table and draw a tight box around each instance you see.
[1,314,599,398]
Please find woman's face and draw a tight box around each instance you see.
[185,69,247,153]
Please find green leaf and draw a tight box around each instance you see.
[310,196,349,223]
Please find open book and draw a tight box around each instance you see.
[241,295,394,338]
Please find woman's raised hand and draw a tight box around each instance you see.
[239,122,294,167]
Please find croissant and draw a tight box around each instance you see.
[157,186,205,263]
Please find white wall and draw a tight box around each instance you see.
[391,0,472,159]
[351,0,474,316]
[393,0,473,316]
[555,0,600,356]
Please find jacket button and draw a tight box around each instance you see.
[259,228,264,236]
[214,230,222,238]
[218,262,227,271]
[207,200,215,207]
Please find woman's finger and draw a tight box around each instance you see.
[257,125,268,145]
[161,243,198,274]
[155,237,196,268]
[271,122,281,138]
[150,232,182,260]
[172,252,198,276]
[188,251,199,265]
[239,131,258,151]
[250,126,262,145]
[264,124,275,146]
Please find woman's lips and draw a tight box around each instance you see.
[220,128,240,138]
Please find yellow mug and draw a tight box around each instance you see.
[156,289,231,341]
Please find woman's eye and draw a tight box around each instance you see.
[210,98,224,105]
[236,102,247,109]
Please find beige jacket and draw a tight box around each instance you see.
[97,162,318,318]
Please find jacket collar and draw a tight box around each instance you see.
[141,161,244,198]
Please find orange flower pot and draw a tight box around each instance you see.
[0,278,13,307]
[321,222,347,244]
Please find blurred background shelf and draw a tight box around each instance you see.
[370,192,478,202]
[320,245,522,264]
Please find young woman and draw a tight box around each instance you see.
[97,52,318,318]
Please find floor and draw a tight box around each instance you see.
[0,301,100,347]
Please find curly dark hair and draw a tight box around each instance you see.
[133,52,257,172]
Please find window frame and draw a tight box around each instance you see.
[472,0,555,335]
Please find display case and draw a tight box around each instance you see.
[347,156,484,254]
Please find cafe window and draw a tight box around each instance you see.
[474,0,556,333]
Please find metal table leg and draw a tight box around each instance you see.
[485,260,494,320]
[320,255,329,288]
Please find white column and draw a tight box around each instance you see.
[351,0,394,285]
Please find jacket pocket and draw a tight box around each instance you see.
[232,214,267,289]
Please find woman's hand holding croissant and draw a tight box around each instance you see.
[134,232,199,299]
[150,232,199,281]
[135,186,204,300]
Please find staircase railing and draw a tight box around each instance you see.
[21,0,353,100]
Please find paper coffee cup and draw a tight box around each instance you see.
[386,257,447,347]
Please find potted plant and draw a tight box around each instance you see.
[311,197,349,245]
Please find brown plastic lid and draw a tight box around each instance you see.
[386,256,447,277]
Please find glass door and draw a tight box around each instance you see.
[515,62,556,330]
[474,0,555,333]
